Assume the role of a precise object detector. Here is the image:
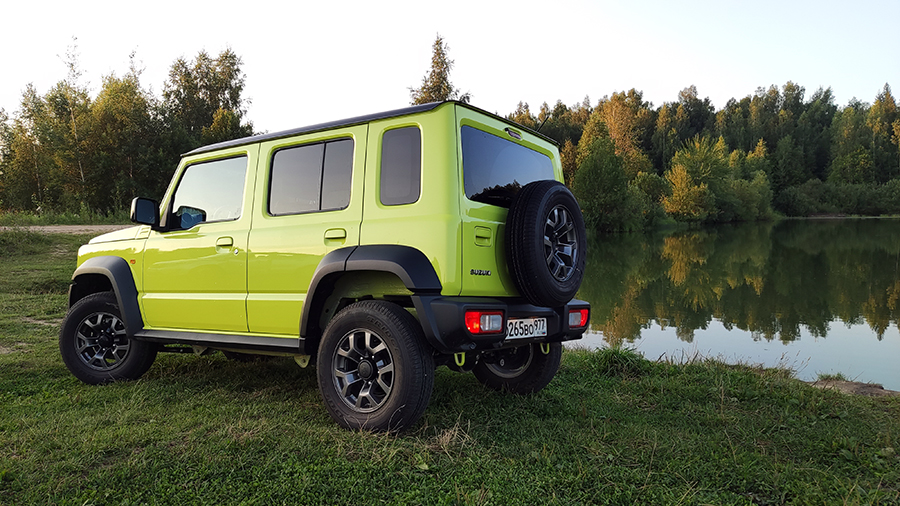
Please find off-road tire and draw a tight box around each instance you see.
[473,343,562,394]
[316,300,434,432]
[507,180,586,307]
[59,292,157,385]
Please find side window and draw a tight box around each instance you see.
[171,156,247,230]
[380,127,421,206]
[269,138,353,215]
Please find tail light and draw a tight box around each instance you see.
[465,311,504,334]
[568,309,589,328]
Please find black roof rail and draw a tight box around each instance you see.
[183,101,557,157]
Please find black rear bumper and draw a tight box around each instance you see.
[412,295,590,354]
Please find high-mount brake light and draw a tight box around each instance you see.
[464,311,504,334]
[568,309,589,328]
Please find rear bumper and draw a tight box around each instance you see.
[412,295,590,354]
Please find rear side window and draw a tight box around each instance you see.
[171,156,247,229]
[380,127,421,206]
[269,138,353,215]
[461,126,554,207]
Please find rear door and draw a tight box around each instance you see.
[455,109,561,297]
[245,126,367,335]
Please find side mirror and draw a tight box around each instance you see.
[130,197,160,229]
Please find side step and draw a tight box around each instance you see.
[134,329,301,354]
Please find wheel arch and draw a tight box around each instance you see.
[299,245,442,354]
[69,256,144,338]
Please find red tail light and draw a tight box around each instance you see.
[568,309,589,328]
[465,311,504,334]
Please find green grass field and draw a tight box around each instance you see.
[1,230,898,505]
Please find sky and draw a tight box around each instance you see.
[2,0,898,134]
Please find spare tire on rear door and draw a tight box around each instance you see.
[506,180,586,308]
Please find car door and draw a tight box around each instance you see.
[140,146,257,333]
[245,126,366,335]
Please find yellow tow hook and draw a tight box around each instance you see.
[540,343,551,355]
[454,352,466,367]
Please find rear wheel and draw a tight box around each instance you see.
[317,301,434,432]
[59,292,157,385]
[473,343,562,394]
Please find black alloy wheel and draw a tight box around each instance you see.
[59,292,157,385]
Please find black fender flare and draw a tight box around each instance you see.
[299,245,442,353]
[69,256,144,338]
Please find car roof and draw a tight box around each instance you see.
[183,101,557,157]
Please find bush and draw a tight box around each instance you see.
[573,138,644,231]
[774,178,900,216]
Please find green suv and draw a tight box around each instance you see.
[60,101,590,431]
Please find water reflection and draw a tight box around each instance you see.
[576,219,900,388]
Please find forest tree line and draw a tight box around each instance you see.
[508,83,900,230]
[1,42,899,231]
[0,49,253,214]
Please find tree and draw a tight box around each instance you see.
[829,147,876,184]
[662,164,713,221]
[507,101,538,129]
[795,87,836,180]
[560,139,577,188]
[534,97,592,147]
[591,89,655,179]
[749,85,782,151]
[893,119,900,173]
[772,135,809,191]
[670,135,730,190]
[830,99,871,166]
[665,136,729,221]
[867,84,898,181]
[651,102,681,172]
[90,69,164,210]
[573,137,643,231]
[676,85,716,139]
[409,35,469,105]
[163,49,253,149]
[716,97,752,154]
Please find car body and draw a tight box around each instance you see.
[60,101,590,431]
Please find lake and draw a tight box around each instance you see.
[571,219,900,390]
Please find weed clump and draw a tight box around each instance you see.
[587,347,652,378]
[0,229,52,257]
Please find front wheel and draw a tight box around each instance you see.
[59,292,157,385]
[317,301,434,432]
[473,343,562,394]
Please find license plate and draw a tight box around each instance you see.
[506,317,547,339]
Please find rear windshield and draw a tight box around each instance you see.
[461,125,554,207]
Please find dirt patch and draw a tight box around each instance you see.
[0,343,30,355]
[23,317,63,327]
[808,380,900,397]
[0,225,131,235]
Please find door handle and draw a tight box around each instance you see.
[324,228,347,240]
[474,226,492,247]
[216,237,234,248]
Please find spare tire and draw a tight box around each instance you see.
[506,180,586,307]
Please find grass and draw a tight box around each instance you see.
[0,208,130,227]
[1,230,899,505]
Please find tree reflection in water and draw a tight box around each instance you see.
[580,219,900,346]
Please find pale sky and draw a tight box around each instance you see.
[2,0,898,134]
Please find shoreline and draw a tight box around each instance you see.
[807,379,900,397]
